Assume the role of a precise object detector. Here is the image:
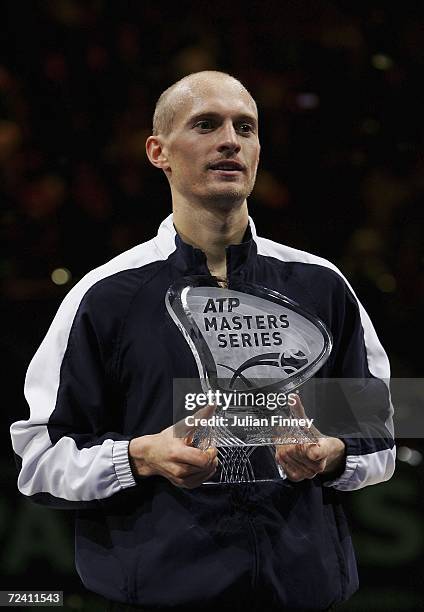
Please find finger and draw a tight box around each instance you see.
[284,448,319,471]
[295,443,326,468]
[204,447,218,461]
[170,459,215,479]
[292,454,325,475]
[280,457,317,481]
[276,443,312,465]
[288,396,322,440]
[291,394,307,419]
[174,404,217,441]
[277,444,325,474]
[177,461,219,489]
[282,457,317,479]
[171,443,217,469]
[275,444,294,464]
[174,449,218,475]
[276,444,322,476]
[281,462,307,482]
[305,442,328,462]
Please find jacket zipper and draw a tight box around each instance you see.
[246,513,259,591]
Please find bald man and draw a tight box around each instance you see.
[11,71,395,611]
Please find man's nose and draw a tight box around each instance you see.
[216,122,241,153]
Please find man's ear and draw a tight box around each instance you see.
[146,136,170,171]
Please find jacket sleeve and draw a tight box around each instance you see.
[10,278,137,509]
[322,278,395,491]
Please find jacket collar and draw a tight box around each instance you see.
[154,213,258,276]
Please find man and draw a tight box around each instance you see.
[11,71,395,611]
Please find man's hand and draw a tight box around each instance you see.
[128,405,218,489]
[275,437,346,482]
[275,394,346,482]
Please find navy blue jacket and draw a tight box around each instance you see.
[11,214,395,611]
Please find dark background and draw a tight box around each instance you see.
[1,1,423,610]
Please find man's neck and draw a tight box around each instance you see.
[172,201,249,280]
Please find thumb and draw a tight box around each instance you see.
[291,394,307,419]
[290,394,322,441]
[181,403,216,445]
[305,442,326,462]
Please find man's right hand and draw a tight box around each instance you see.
[128,406,218,489]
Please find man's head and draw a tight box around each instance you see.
[146,71,260,211]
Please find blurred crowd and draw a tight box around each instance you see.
[1,0,423,381]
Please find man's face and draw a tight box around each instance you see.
[161,78,260,208]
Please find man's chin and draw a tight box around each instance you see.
[198,187,249,209]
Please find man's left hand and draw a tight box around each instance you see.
[275,437,346,482]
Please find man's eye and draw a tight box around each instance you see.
[195,120,213,130]
[238,123,254,133]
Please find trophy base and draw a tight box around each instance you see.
[202,445,286,484]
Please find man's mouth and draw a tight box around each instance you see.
[208,160,245,172]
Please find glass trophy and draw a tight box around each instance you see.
[166,276,332,484]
